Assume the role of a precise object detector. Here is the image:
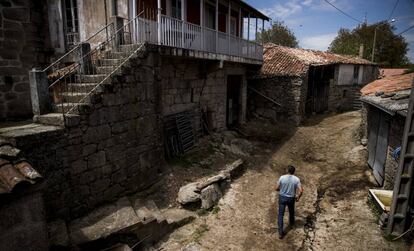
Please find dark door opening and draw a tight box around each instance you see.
[367,107,390,185]
[305,65,334,115]
[227,75,242,128]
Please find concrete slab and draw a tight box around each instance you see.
[69,197,140,245]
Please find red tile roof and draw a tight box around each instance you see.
[380,68,408,78]
[259,43,375,78]
[0,142,41,194]
[361,73,414,96]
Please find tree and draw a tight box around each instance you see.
[256,21,299,48]
[328,22,410,67]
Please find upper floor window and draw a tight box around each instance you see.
[64,0,79,49]
[171,0,182,19]
[205,3,215,29]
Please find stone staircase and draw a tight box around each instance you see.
[65,197,195,249]
[34,43,145,127]
[352,89,363,110]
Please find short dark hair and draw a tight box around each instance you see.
[288,165,295,174]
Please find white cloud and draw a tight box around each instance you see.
[302,0,313,7]
[262,1,303,19]
[300,33,337,51]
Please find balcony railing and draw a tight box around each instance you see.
[130,15,263,61]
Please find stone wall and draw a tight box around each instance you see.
[247,76,306,125]
[0,0,52,120]
[4,52,163,221]
[160,58,247,131]
[328,84,361,112]
[384,114,405,189]
[0,190,48,251]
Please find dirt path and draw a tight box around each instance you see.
[153,111,409,251]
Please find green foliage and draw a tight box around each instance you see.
[256,21,299,48]
[328,22,410,67]
[192,224,210,243]
[404,64,414,74]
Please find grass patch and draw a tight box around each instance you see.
[193,224,209,243]
[211,206,220,215]
[196,208,209,216]
[367,198,382,223]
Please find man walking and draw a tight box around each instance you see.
[276,165,303,239]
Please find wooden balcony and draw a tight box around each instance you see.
[128,15,263,64]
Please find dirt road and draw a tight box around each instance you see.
[154,111,409,251]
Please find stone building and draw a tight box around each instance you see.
[361,73,414,188]
[248,44,378,124]
[0,0,52,120]
[0,0,269,248]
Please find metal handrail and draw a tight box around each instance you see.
[43,22,115,72]
[63,11,145,115]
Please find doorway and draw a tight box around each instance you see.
[305,65,334,115]
[367,107,390,185]
[226,75,242,128]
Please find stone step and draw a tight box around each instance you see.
[96,66,119,75]
[97,58,123,67]
[75,74,107,83]
[133,199,164,224]
[116,44,142,53]
[105,50,131,59]
[53,102,93,114]
[67,81,112,92]
[33,113,80,127]
[61,92,90,103]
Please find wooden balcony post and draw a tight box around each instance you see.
[182,0,186,48]
[239,7,241,56]
[200,0,204,50]
[228,0,231,54]
[157,0,162,45]
[255,17,258,58]
[215,0,218,53]
[247,12,250,57]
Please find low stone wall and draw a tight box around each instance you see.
[384,114,405,189]
[0,0,52,120]
[328,84,361,112]
[247,76,306,125]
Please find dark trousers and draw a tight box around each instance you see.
[278,195,295,235]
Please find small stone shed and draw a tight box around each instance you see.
[361,73,414,188]
[248,43,378,124]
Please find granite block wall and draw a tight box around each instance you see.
[4,53,163,221]
[247,76,306,125]
[160,58,247,131]
[0,0,52,120]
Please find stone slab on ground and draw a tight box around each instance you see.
[200,183,222,209]
[162,208,196,225]
[177,182,201,204]
[69,197,140,245]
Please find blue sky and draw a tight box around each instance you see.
[245,0,414,63]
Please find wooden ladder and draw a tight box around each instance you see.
[388,78,414,236]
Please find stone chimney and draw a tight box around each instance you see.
[359,44,364,58]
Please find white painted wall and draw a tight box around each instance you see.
[47,0,66,54]
[337,64,355,85]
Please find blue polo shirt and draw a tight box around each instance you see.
[278,174,301,198]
